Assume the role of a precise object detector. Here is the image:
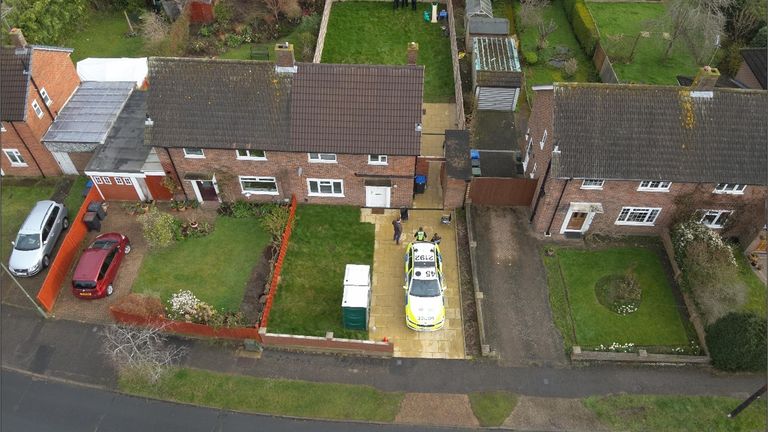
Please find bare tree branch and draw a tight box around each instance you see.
[102,324,187,383]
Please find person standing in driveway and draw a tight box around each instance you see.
[393,216,403,244]
[415,227,427,241]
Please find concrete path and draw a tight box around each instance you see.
[362,209,465,359]
[471,206,567,367]
[412,161,443,209]
[420,103,456,157]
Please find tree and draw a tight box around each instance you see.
[4,0,87,45]
[102,324,187,383]
[724,0,766,43]
[660,0,731,62]
[537,19,558,51]
[263,0,302,22]
[518,0,549,33]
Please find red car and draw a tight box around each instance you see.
[72,233,131,299]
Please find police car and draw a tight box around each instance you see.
[403,241,446,331]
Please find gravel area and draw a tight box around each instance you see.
[394,393,480,428]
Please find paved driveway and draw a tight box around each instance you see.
[471,206,566,367]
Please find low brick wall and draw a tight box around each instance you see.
[110,308,262,341]
[465,200,492,356]
[259,328,394,356]
[571,346,710,364]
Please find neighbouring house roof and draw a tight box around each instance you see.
[146,57,292,150]
[444,130,471,180]
[467,17,509,35]
[473,37,522,88]
[290,63,423,156]
[466,0,493,18]
[676,74,741,88]
[740,48,767,89]
[0,46,32,121]
[43,81,134,152]
[86,91,150,173]
[147,58,424,156]
[551,83,768,185]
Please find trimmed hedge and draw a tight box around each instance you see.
[563,0,578,21]
[571,1,599,57]
[706,312,767,372]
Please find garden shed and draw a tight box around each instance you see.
[465,17,509,53]
[472,36,522,111]
[465,0,493,19]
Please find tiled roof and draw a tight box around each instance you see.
[740,48,767,89]
[0,46,32,121]
[146,58,292,150]
[467,17,509,35]
[290,63,423,156]
[552,83,768,185]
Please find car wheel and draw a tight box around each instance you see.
[106,285,114,296]
[42,255,50,268]
[124,243,132,254]
[62,217,69,230]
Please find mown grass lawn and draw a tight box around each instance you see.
[1,179,57,262]
[268,205,374,339]
[587,2,700,84]
[469,391,518,427]
[63,10,145,62]
[120,367,404,422]
[502,0,597,100]
[549,247,690,348]
[585,395,767,432]
[735,252,766,318]
[321,2,454,103]
[63,176,89,221]
[132,217,271,311]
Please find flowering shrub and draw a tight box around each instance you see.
[167,290,217,325]
[137,207,176,249]
[594,342,636,353]
[671,220,735,267]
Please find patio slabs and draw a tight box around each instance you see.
[543,244,696,353]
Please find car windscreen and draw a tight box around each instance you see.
[410,278,441,297]
[14,233,40,251]
[90,240,117,250]
[73,281,97,289]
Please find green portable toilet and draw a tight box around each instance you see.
[342,264,371,330]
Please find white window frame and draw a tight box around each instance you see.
[308,153,337,163]
[239,176,279,195]
[524,128,530,142]
[529,162,538,179]
[115,177,124,185]
[540,129,548,150]
[3,149,27,167]
[93,176,103,184]
[522,137,533,172]
[183,148,205,159]
[31,99,44,118]
[236,149,267,160]
[102,176,112,185]
[40,87,53,106]
[307,178,344,197]
[713,183,746,195]
[698,210,732,229]
[1,124,6,132]
[638,180,671,192]
[615,207,661,226]
[581,179,604,190]
[122,177,133,185]
[368,154,388,165]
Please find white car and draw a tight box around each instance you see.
[403,241,446,331]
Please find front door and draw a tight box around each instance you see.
[365,186,390,208]
[566,212,588,231]
[196,180,218,201]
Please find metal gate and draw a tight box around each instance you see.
[469,177,537,206]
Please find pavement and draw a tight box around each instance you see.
[362,209,465,359]
[471,206,567,367]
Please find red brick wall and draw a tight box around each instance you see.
[735,62,763,90]
[0,121,60,176]
[415,156,430,176]
[161,147,416,207]
[29,49,80,121]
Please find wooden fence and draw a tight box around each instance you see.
[468,177,537,206]
[36,187,100,312]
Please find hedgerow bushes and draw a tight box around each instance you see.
[560,0,599,57]
[706,312,766,371]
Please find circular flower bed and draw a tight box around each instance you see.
[595,272,642,315]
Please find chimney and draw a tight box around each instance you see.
[407,42,419,65]
[691,66,720,91]
[275,42,296,74]
[9,28,27,48]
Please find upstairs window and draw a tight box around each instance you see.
[638,181,671,192]
[40,88,53,106]
[581,179,604,190]
[308,153,337,163]
[368,154,388,165]
[183,148,205,158]
[236,149,266,160]
[714,183,746,194]
[697,210,732,229]
[32,100,44,118]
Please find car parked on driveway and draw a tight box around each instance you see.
[72,233,131,299]
[8,200,69,277]
[403,241,446,331]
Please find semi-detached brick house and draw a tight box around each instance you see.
[145,45,424,208]
[524,70,768,248]
[0,30,80,177]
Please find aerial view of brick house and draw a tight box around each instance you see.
[524,69,768,247]
[145,44,424,208]
[0,29,80,176]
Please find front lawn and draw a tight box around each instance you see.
[585,395,767,432]
[132,216,271,311]
[736,252,766,318]
[1,179,57,262]
[587,2,700,84]
[321,2,454,103]
[268,205,374,339]
[120,367,403,422]
[544,246,692,351]
[63,10,145,62]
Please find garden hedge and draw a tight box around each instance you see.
[571,1,599,57]
[562,0,578,22]
[706,312,767,372]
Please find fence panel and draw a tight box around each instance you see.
[469,177,537,206]
[259,195,298,328]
